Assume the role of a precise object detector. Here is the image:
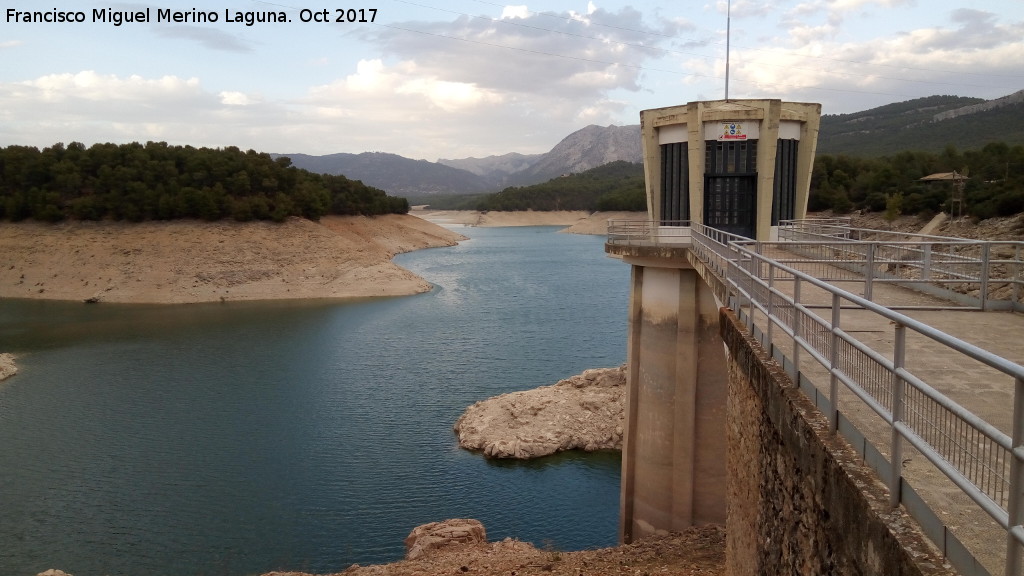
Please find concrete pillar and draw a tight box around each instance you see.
[619,262,728,543]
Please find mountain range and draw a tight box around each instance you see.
[275,90,1024,197]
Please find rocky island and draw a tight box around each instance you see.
[454,365,626,459]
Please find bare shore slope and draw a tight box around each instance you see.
[0,214,466,304]
[412,209,645,234]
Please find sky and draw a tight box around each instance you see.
[1,0,1023,160]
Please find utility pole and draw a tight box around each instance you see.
[725,0,731,101]
[951,170,966,220]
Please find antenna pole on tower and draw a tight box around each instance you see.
[725,0,731,100]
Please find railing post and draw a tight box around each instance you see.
[745,256,755,333]
[1014,244,1022,312]
[981,243,991,311]
[1015,244,1022,312]
[865,243,875,301]
[829,293,841,433]
[922,244,932,281]
[1006,376,1024,576]
[767,265,775,355]
[890,323,907,509]
[792,277,802,382]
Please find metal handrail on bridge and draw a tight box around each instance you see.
[606,219,1024,576]
[778,219,1024,312]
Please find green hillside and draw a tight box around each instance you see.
[0,141,409,223]
[418,161,645,212]
[812,141,1024,220]
[818,94,1024,156]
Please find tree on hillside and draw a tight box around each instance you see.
[0,142,411,222]
[809,142,1024,220]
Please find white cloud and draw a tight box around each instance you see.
[220,91,258,106]
[501,5,529,19]
[397,78,504,112]
[152,25,251,52]
[20,71,203,103]
[722,8,1024,113]
[0,3,690,159]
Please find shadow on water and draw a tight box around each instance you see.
[481,449,622,472]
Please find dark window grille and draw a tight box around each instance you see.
[773,139,798,224]
[704,140,757,238]
[660,142,689,223]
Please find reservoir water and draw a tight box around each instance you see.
[0,225,629,576]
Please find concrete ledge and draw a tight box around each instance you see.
[719,307,956,576]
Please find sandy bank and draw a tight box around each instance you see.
[454,366,625,459]
[561,210,647,235]
[0,214,466,304]
[0,353,16,381]
[412,209,589,228]
[412,209,646,235]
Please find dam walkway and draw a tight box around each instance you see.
[607,218,1024,576]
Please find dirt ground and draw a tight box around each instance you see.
[409,209,646,235]
[262,526,726,576]
[0,214,465,303]
[844,210,1024,240]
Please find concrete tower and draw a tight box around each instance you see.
[608,98,821,542]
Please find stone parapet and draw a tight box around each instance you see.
[719,307,956,576]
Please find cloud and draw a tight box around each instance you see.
[19,71,204,104]
[0,71,245,147]
[0,40,22,49]
[0,64,566,159]
[0,4,710,159]
[721,8,1024,113]
[361,6,678,98]
[789,0,914,20]
[152,25,252,52]
[220,91,260,106]
[501,5,529,19]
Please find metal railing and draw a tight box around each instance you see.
[777,220,1024,312]
[607,219,1024,576]
[606,219,693,246]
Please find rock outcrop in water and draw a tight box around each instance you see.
[0,353,16,381]
[404,519,487,560]
[453,366,626,459]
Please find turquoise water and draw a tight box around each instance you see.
[0,226,629,576]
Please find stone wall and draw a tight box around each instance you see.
[719,308,955,576]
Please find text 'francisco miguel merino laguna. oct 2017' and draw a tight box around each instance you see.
[5,7,379,26]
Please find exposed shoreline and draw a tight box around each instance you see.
[0,210,646,307]
[0,214,466,304]
[411,208,645,235]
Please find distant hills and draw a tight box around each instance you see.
[274,124,642,197]
[276,90,1024,196]
[817,90,1024,156]
[270,151,495,196]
